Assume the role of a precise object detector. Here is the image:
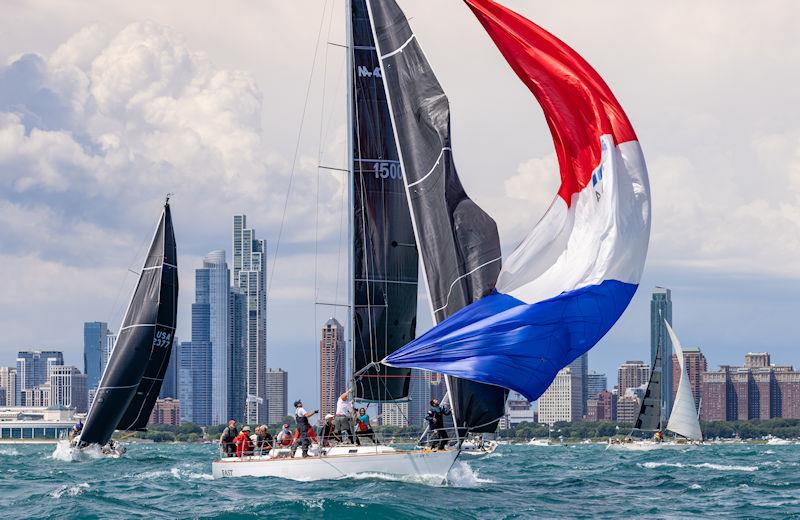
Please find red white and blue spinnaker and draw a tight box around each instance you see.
[384,0,651,402]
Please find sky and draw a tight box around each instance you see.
[1,0,799,411]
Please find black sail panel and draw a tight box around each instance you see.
[634,340,663,432]
[367,0,507,432]
[79,202,178,446]
[351,0,418,402]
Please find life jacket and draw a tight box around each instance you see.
[234,432,251,456]
[277,431,292,446]
[222,427,237,443]
[356,416,369,432]
[296,413,310,431]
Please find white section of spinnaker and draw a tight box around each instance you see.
[496,136,651,305]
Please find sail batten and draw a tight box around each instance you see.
[79,202,178,446]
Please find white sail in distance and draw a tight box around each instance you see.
[665,320,703,441]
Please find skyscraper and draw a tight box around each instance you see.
[49,366,87,412]
[571,353,588,416]
[159,339,179,399]
[178,340,211,425]
[83,322,108,391]
[102,331,117,375]
[196,250,231,425]
[538,364,583,424]
[16,351,63,403]
[587,371,608,399]
[266,368,289,424]
[228,287,247,423]
[0,367,17,406]
[320,318,346,415]
[651,287,673,421]
[232,215,268,424]
[409,369,432,426]
[617,360,650,398]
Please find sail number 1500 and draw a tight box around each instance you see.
[373,162,402,180]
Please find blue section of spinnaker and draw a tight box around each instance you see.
[385,279,637,402]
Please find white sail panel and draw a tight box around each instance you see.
[665,321,702,441]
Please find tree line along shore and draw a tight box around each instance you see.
[118,418,800,443]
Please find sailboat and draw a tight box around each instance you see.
[609,319,702,450]
[213,0,650,481]
[63,198,179,456]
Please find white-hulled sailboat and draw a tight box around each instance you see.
[213,0,651,480]
[608,319,703,450]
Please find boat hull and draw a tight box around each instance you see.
[211,446,458,482]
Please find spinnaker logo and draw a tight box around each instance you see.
[358,65,382,78]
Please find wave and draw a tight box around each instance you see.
[49,482,89,499]
[337,461,494,488]
[640,461,758,472]
[134,466,212,481]
[0,448,20,456]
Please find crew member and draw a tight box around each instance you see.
[234,425,252,457]
[320,414,342,447]
[276,424,293,448]
[292,399,319,457]
[219,420,238,457]
[428,398,451,450]
[69,421,83,443]
[335,391,358,444]
[355,407,377,444]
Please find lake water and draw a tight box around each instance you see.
[1,441,797,518]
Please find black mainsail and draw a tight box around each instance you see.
[79,200,178,446]
[633,338,663,432]
[350,0,418,403]
[366,0,507,432]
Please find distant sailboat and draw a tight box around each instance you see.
[614,319,702,448]
[73,198,179,453]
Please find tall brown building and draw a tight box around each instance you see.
[617,360,650,398]
[671,347,706,410]
[320,318,346,415]
[149,398,181,426]
[586,390,616,422]
[701,353,800,421]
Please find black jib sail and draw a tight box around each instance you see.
[634,338,663,432]
[350,0,418,402]
[366,0,507,432]
[79,200,178,446]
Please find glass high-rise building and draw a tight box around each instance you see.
[16,350,63,403]
[409,369,432,426]
[587,371,607,399]
[159,339,179,400]
[83,322,108,391]
[265,368,288,424]
[178,339,211,426]
[228,287,247,423]
[232,215,268,425]
[196,250,231,425]
[651,287,673,422]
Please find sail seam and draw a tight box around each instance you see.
[381,34,416,59]
[120,324,176,331]
[407,147,451,188]
[433,256,503,315]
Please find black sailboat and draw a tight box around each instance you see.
[366,0,507,433]
[350,0,418,404]
[79,199,178,448]
[633,337,663,434]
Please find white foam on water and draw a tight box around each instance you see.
[640,462,758,472]
[50,482,89,499]
[764,450,775,454]
[447,461,495,487]
[0,448,20,456]
[342,471,447,487]
[135,467,213,481]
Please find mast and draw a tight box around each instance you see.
[346,0,355,389]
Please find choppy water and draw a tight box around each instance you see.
[1,442,799,518]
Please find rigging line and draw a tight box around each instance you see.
[266,0,330,305]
